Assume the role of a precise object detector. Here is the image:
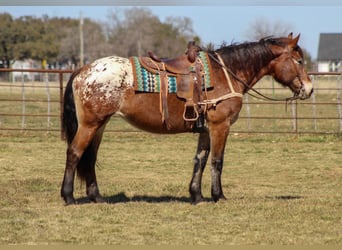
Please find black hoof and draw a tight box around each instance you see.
[89,194,107,203]
[213,194,227,203]
[63,196,76,206]
[190,195,205,205]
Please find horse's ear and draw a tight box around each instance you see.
[289,34,300,49]
[288,32,293,39]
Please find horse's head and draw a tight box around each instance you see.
[267,33,313,100]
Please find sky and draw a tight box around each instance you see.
[1,1,342,59]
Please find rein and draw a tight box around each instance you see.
[207,53,300,103]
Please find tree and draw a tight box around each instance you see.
[58,18,110,67]
[0,9,201,69]
[12,16,58,60]
[0,13,61,65]
[244,17,312,70]
[244,17,295,40]
[106,7,200,58]
[0,13,14,67]
[83,20,112,62]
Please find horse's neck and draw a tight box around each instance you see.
[244,67,270,92]
[220,44,274,93]
[234,58,273,94]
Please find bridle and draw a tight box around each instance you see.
[207,52,306,103]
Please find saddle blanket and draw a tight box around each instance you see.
[130,51,213,93]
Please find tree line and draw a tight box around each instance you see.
[0,7,200,69]
[0,8,312,70]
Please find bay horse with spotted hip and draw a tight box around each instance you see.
[61,33,313,205]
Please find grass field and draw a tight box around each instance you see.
[0,128,341,244]
[1,76,342,245]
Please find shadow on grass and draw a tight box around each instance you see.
[75,193,302,205]
[107,192,191,203]
[267,195,303,200]
[75,192,212,205]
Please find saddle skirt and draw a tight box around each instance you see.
[129,51,214,129]
[130,51,214,95]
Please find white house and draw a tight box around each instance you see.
[317,33,342,72]
[11,59,40,82]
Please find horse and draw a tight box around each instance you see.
[61,33,313,205]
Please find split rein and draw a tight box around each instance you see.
[206,53,302,109]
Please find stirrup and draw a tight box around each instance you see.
[183,101,199,122]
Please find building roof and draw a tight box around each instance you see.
[317,33,342,61]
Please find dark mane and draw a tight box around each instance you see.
[210,38,277,75]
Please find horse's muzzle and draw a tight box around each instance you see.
[298,81,313,100]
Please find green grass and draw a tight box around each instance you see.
[0,131,341,244]
[0,77,342,244]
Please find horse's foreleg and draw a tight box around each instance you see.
[61,125,99,205]
[209,123,229,202]
[189,132,210,204]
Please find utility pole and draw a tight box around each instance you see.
[79,11,84,67]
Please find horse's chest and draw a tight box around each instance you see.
[207,98,242,125]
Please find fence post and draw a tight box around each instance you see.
[337,74,342,134]
[244,94,251,131]
[59,72,64,139]
[21,68,26,130]
[271,78,277,132]
[291,100,298,133]
[311,76,317,131]
[44,72,51,129]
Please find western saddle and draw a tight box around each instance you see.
[138,41,208,131]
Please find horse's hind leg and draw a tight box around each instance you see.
[189,132,210,204]
[61,124,102,205]
[81,122,108,203]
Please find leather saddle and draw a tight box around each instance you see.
[143,41,200,74]
[136,41,207,130]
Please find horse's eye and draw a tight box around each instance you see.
[297,59,303,65]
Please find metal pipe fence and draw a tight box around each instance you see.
[0,68,341,136]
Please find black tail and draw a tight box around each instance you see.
[62,69,81,144]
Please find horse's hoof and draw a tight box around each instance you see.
[89,195,107,204]
[190,196,205,205]
[213,194,227,203]
[94,196,107,203]
[64,197,76,206]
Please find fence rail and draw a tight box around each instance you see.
[0,68,341,136]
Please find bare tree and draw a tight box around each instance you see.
[244,17,295,40]
[59,18,110,67]
[105,7,200,58]
[244,17,313,70]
